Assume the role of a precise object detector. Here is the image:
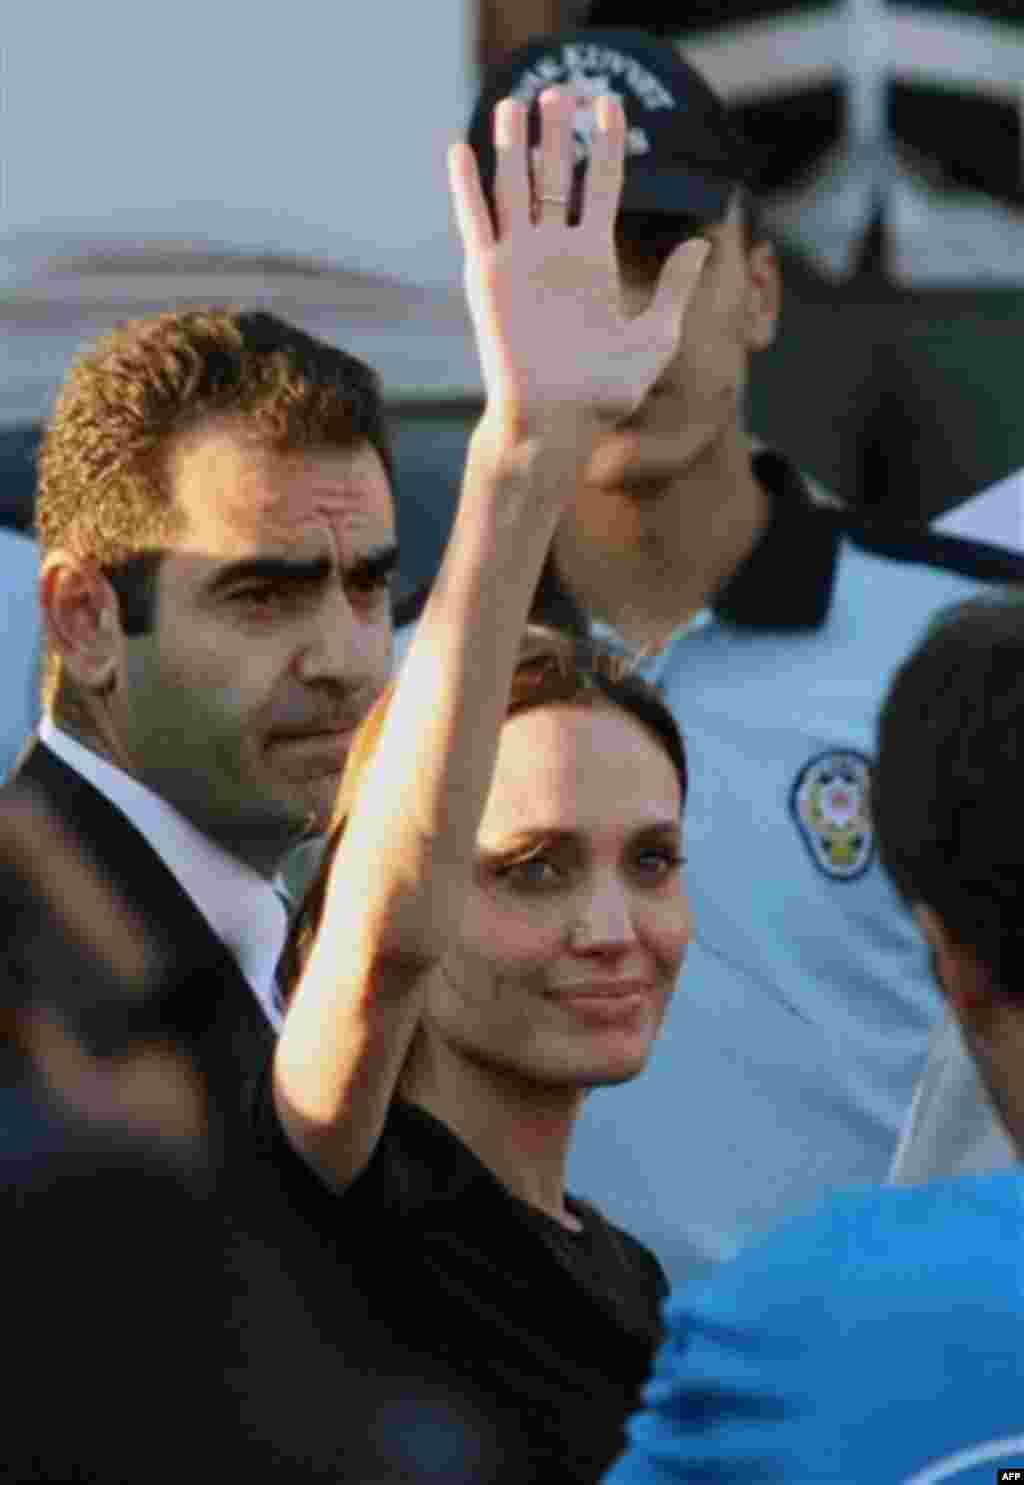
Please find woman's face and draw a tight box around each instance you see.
[422,702,692,1092]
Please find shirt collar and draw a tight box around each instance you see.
[588,611,713,688]
[39,718,287,1030]
[711,447,842,629]
[532,447,843,640]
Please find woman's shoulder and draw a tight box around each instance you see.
[250,1069,487,1228]
[571,1195,671,1305]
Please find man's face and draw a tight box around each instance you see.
[586,197,778,494]
[107,426,396,873]
[921,928,1024,1160]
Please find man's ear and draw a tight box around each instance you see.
[40,552,124,693]
[914,903,994,1027]
[744,240,781,353]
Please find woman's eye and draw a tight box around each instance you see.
[634,850,685,879]
[498,858,562,890]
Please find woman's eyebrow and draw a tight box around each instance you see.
[478,829,579,861]
[632,821,683,840]
[482,820,681,855]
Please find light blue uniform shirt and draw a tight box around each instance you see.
[567,529,1018,1282]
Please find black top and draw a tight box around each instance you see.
[255,1084,669,1483]
[5,1078,506,1484]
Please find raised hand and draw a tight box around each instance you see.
[449,87,709,440]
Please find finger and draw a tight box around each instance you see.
[448,139,494,258]
[492,98,531,236]
[644,237,710,343]
[534,86,575,221]
[579,93,625,233]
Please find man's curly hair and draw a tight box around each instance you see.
[36,307,393,713]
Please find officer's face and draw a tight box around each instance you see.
[584,197,779,494]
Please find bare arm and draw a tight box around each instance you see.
[273,89,708,1190]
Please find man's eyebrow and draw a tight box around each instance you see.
[204,542,399,597]
[205,554,334,596]
[343,543,400,584]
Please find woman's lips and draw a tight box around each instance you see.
[551,982,655,1020]
[553,979,653,995]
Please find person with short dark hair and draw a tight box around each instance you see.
[397,30,1024,1285]
[887,486,1024,1187]
[606,591,1024,1484]
[582,2,1024,522]
[18,307,398,1125]
[263,89,708,1481]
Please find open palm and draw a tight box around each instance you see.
[449,89,708,435]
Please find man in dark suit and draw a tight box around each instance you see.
[18,307,398,1130]
[6,320,509,1480]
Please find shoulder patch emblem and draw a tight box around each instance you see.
[791,750,874,881]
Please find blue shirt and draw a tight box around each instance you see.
[397,450,1024,1286]
[606,1170,1024,1485]
[560,458,1024,1283]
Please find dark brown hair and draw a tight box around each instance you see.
[36,308,392,711]
[281,625,687,994]
[874,592,1024,998]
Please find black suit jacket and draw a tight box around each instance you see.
[10,739,275,1137]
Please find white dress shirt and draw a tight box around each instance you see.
[39,717,287,1030]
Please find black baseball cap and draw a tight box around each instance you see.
[467,29,752,224]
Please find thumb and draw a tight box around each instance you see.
[646,237,710,343]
